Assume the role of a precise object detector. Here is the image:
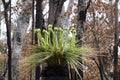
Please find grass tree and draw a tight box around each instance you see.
[26,25,92,80]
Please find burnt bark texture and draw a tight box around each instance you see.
[48,0,66,27]
[113,0,119,79]
[35,0,45,80]
[76,0,91,45]
[41,66,69,80]
[35,0,45,30]
[2,0,12,80]
[35,0,45,44]
[113,41,119,80]
[32,0,35,45]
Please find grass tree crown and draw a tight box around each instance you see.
[26,24,93,79]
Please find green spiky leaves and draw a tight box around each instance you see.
[27,25,93,79]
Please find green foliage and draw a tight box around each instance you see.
[27,24,93,79]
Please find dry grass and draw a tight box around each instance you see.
[83,58,100,80]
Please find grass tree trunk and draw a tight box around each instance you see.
[42,0,69,80]
[76,0,91,80]
[41,66,69,80]
[35,0,45,80]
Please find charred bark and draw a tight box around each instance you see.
[113,0,119,80]
[2,0,12,80]
[113,42,119,80]
[76,0,91,45]
[32,0,35,45]
[35,0,45,80]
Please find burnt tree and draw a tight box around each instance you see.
[2,0,12,80]
[113,0,119,80]
[76,0,91,45]
[35,0,45,80]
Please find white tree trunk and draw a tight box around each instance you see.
[11,0,32,80]
[58,0,74,29]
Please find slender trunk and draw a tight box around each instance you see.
[35,66,40,80]
[0,5,1,37]
[8,0,11,80]
[35,0,45,44]
[35,0,45,30]
[113,0,119,80]
[30,0,35,80]
[114,0,119,43]
[32,0,35,45]
[2,0,12,80]
[35,0,45,80]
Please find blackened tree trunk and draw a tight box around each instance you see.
[32,0,35,45]
[113,42,119,80]
[2,0,12,80]
[76,0,91,45]
[113,0,119,80]
[35,0,45,80]
[75,0,91,80]
[30,0,35,80]
[35,0,45,30]
[48,0,66,27]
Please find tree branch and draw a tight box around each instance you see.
[85,0,91,11]
[2,0,10,10]
[2,0,5,5]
